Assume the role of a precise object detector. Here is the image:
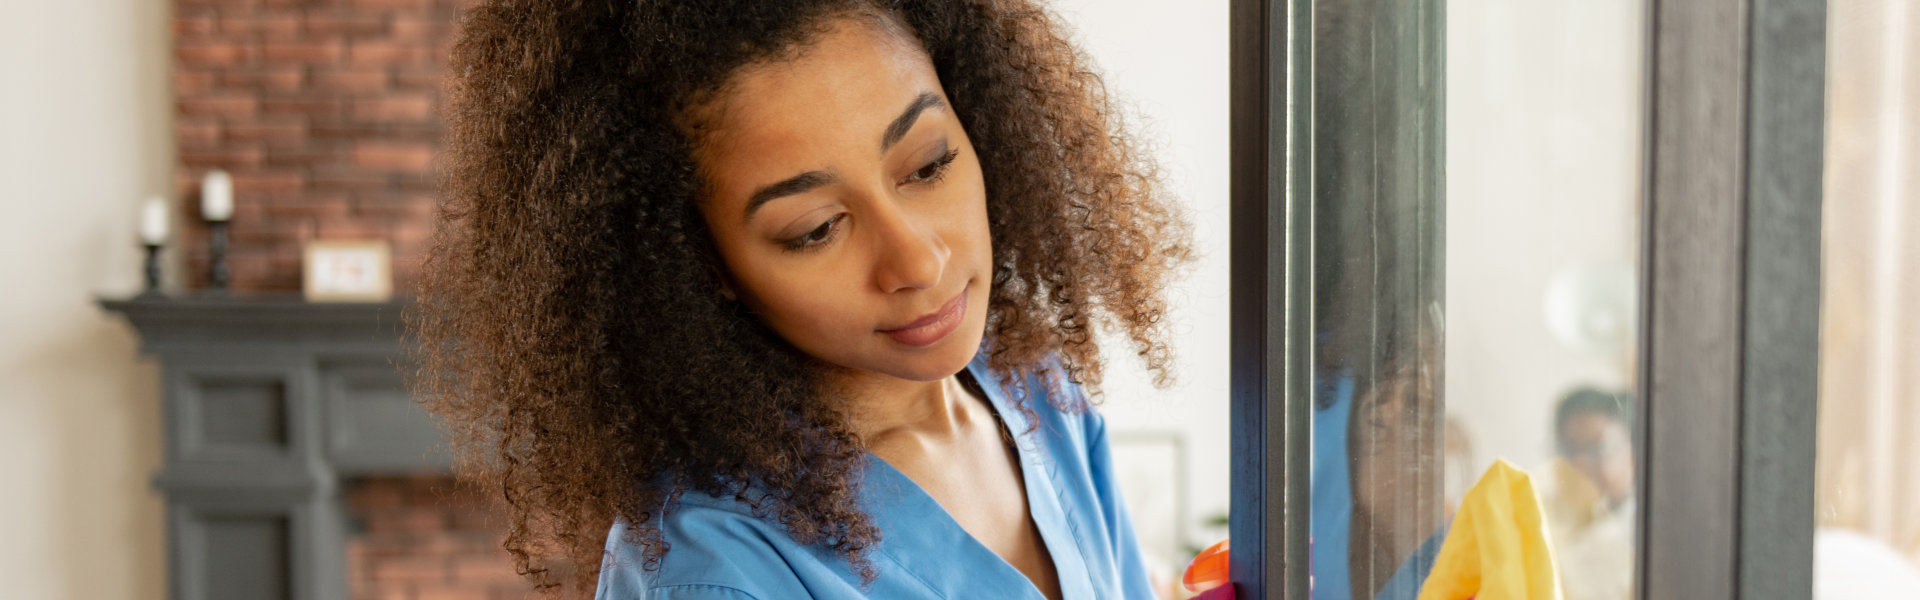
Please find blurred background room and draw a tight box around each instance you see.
[1,0,1914,599]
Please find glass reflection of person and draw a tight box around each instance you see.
[410,1,1194,599]
[1547,388,1635,600]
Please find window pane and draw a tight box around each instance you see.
[1815,1,1920,597]
[1310,1,1646,599]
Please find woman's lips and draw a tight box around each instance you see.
[880,288,967,347]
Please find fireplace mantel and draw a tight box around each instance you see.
[104,295,447,600]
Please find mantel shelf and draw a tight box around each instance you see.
[101,292,441,600]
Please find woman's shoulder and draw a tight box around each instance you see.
[966,349,1110,472]
[595,492,824,599]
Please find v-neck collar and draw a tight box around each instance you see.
[858,353,1095,600]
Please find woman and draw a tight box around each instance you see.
[414,1,1190,598]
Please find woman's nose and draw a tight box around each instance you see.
[870,201,948,294]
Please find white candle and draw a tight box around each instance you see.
[140,195,169,245]
[201,169,233,221]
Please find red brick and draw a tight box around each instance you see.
[309,121,377,141]
[351,95,433,122]
[221,14,301,37]
[220,67,306,93]
[219,252,276,290]
[305,11,389,36]
[390,172,437,192]
[261,97,344,117]
[353,199,435,224]
[228,221,301,247]
[173,0,468,292]
[392,66,444,90]
[177,41,246,63]
[173,14,218,37]
[266,145,343,167]
[173,70,217,96]
[312,166,392,191]
[265,199,352,221]
[225,117,308,143]
[318,220,396,240]
[181,146,266,169]
[260,0,326,9]
[231,170,307,194]
[262,40,343,64]
[349,41,432,65]
[351,0,440,8]
[176,118,222,146]
[179,94,259,117]
[313,68,389,93]
[390,15,445,39]
[351,139,433,170]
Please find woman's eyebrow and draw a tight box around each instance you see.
[880,91,945,153]
[744,92,947,224]
[745,170,836,224]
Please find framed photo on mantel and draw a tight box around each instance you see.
[303,240,392,302]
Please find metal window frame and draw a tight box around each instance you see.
[1229,0,1827,597]
[1229,0,1313,597]
[1638,0,1826,599]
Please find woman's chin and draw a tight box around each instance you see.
[875,325,986,382]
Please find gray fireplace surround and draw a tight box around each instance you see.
[104,296,444,600]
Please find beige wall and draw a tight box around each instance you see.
[0,1,174,598]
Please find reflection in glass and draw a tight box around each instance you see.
[1306,0,1645,598]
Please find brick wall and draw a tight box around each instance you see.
[344,476,538,600]
[173,0,465,292]
[171,2,540,596]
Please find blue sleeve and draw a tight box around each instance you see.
[1086,411,1161,599]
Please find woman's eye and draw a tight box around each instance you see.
[901,149,961,185]
[781,215,843,252]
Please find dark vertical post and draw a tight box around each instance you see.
[1229,0,1312,597]
[1638,0,1824,598]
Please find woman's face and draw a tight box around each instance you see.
[694,17,993,384]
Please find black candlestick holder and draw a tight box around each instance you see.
[208,220,230,292]
[140,243,164,298]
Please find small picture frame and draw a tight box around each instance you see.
[304,240,392,302]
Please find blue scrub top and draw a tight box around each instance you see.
[594,351,1158,599]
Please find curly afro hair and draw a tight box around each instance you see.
[410,0,1192,592]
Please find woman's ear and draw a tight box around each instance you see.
[711,263,741,303]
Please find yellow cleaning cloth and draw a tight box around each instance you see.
[1417,459,1564,600]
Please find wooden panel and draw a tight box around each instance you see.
[199,379,289,449]
[201,514,292,600]
[176,368,302,462]
[325,363,447,473]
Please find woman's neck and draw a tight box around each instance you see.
[834,369,980,448]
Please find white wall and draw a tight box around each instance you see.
[0,1,174,598]
[1444,0,1644,479]
[1049,0,1235,568]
